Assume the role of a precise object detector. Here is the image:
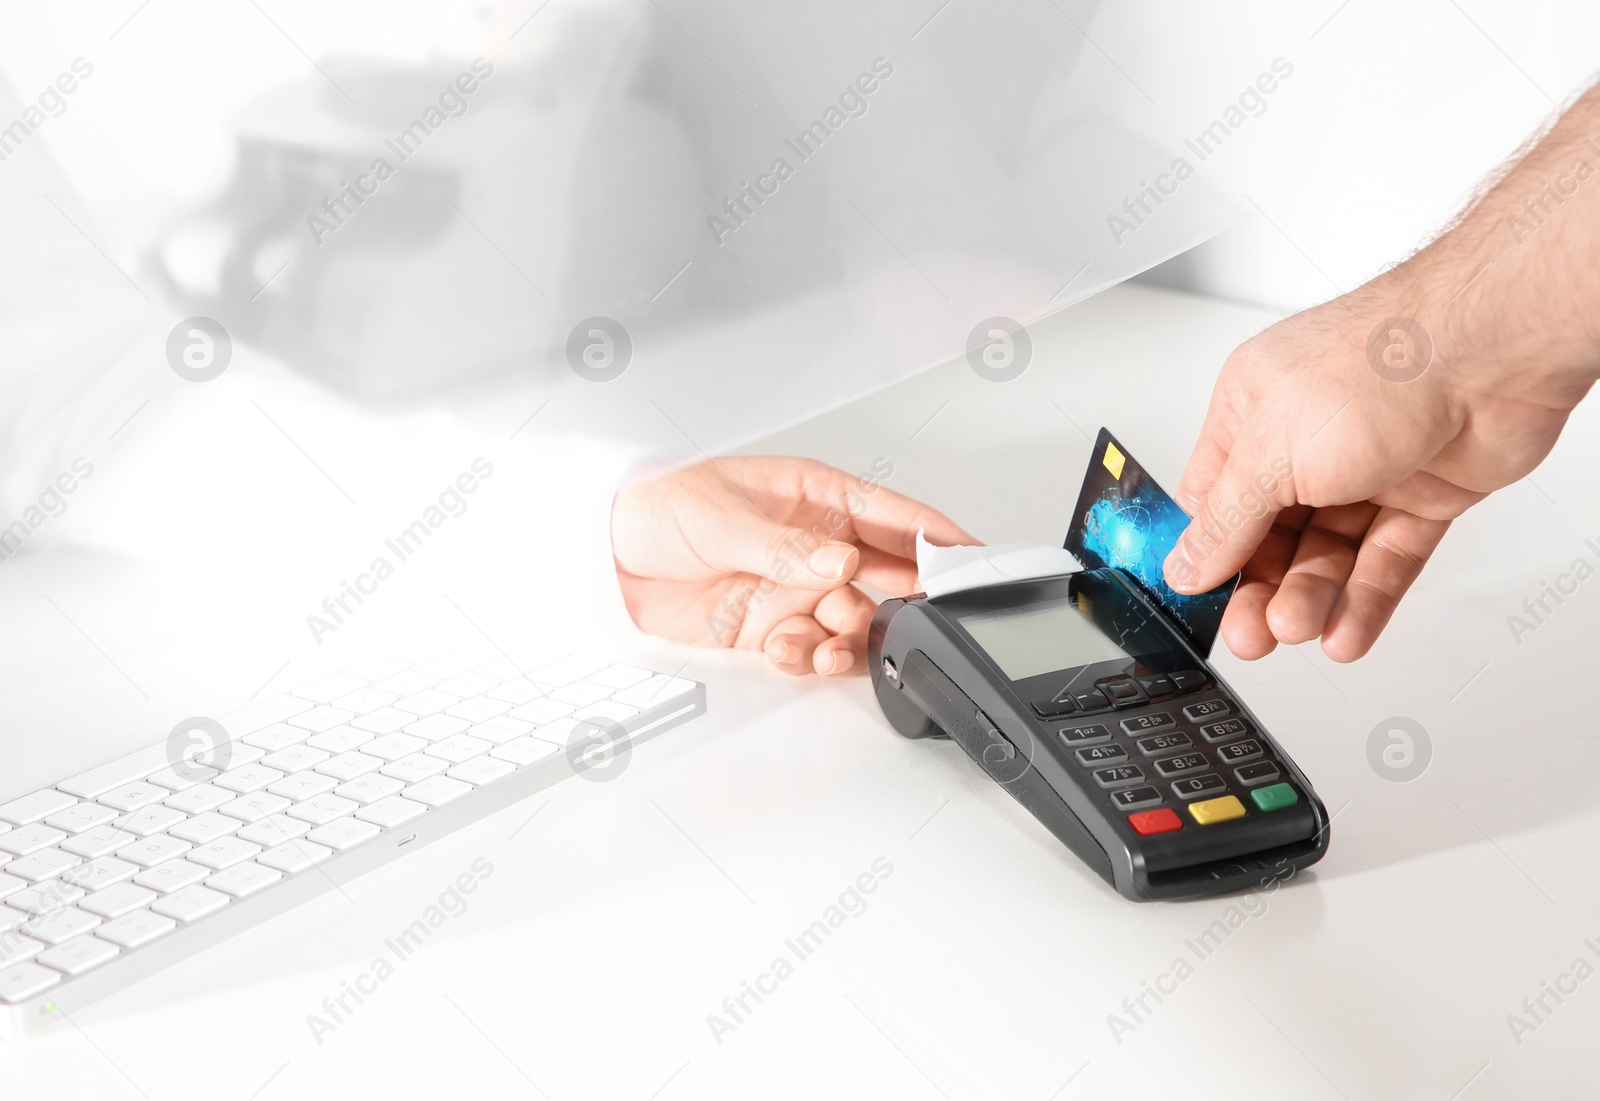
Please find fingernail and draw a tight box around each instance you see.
[824,649,850,675]
[807,541,856,580]
[1165,544,1197,592]
[767,638,797,664]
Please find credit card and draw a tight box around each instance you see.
[1064,428,1239,657]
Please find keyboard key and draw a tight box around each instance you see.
[44,802,118,833]
[1217,739,1264,765]
[62,857,138,891]
[1189,795,1247,825]
[1127,808,1183,836]
[315,752,383,781]
[1056,723,1111,746]
[79,883,158,918]
[591,664,653,690]
[334,774,405,805]
[24,906,100,945]
[380,753,451,783]
[1153,753,1209,779]
[425,735,491,765]
[1235,761,1281,786]
[530,656,609,688]
[243,723,312,753]
[37,934,119,976]
[308,726,377,752]
[8,881,83,915]
[1137,732,1193,757]
[286,706,356,733]
[1199,719,1249,743]
[185,836,262,871]
[150,885,229,922]
[1250,783,1300,812]
[467,717,535,744]
[145,765,219,792]
[0,824,68,857]
[286,794,358,826]
[213,764,286,794]
[117,834,192,868]
[218,793,291,823]
[306,817,381,851]
[361,733,428,761]
[1110,786,1164,811]
[1181,700,1231,724]
[0,933,44,968]
[447,757,517,786]
[267,771,339,801]
[6,849,82,882]
[0,873,21,901]
[0,790,78,827]
[167,812,241,845]
[447,696,513,723]
[59,825,138,860]
[114,804,188,837]
[1172,774,1229,800]
[551,681,611,707]
[574,701,640,725]
[163,783,234,815]
[490,736,563,768]
[394,691,460,718]
[98,782,170,813]
[402,776,472,808]
[403,715,471,742]
[0,906,23,934]
[134,859,210,892]
[1119,713,1177,737]
[330,688,399,715]
[221,694,315,736]
[509,699,575,726]
[206,862,282,898]
[0,961,59,1003]
[487,679,542,705]
[260,745,332,772]
[236,814,311,847]
[355,796,427,828]
[293,672,370,704]
[96,908,177,948]
[1093,765,1145,789]
[257,840,333,873]
[1074,745,1128,767]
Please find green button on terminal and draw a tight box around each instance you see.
[1250,782,1299,812]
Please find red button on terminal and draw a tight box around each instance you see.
[1127,807,1182,836]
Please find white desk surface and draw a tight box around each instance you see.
[5,282,1599,1099]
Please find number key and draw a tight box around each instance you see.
[1216,739,1264,765]
[1183,699,1231,722]
[1119,712,1176,736]
[1075,744,1128,767]
[1137,732,1192,757]
[1153,753,1208,779]
[1093,765,1145,789]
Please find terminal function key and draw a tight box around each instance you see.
[1153,753,1208,779]
[1171,774,1227,800]
[1127,808,1183,836]
[1188,795,1246,825]
[1138,675,1177,698]
[1199,718,1249,743]
[1137,732,1192,757]
[1120,712,1176,737]
[1111,786,1163,811]
[1250,783,1300,812]
[1183,699,1231,722]
[1235,761,1281,786]
[1216,739,1264,765]
[1169,671,1208,694]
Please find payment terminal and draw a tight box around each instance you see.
[868,568,1329,900]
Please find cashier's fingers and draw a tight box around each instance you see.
[763,616,831,676]
[699,508,861,591]
[1320,509,1450,662]
[852,545,919,596]
[811,584,878,676]
[845,485,978,562]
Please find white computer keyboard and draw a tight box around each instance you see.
[0,651,704,1038]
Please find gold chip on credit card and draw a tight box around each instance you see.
[1102,441,1125,479]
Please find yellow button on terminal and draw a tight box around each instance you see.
[1188,795,1246,825]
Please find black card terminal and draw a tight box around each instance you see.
[868,568,1329,900]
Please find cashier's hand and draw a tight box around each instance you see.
[612,456,975,676]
